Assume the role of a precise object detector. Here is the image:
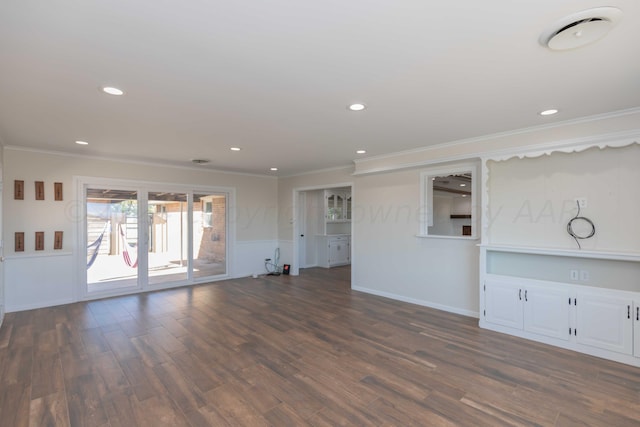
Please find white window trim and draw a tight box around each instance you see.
[418,163,479,240]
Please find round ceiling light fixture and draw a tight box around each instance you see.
[75,140,89,145]
[539,109,559,116]
[539,7,622,50]
[348,103,366,111]
[356,149,367,154]
[102,86,124,96]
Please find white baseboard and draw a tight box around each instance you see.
[352,286,479,318]
[7,297,75,313]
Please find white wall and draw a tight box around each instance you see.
[484,143,640,292]
[277,120,640,318]
[353,170,479,316]
[5,113,640,317]
[3,148,278,311]
[0,146,4,325]
[487,144,640,253]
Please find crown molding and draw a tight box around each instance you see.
[353,107,640,170]
[3,145,277,179]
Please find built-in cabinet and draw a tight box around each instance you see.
[484,277,569,341]
[317,235,350,268]
[318,189,351,267]
[325,189,351,222]
[479,142,640,367]
[482,264,640,366]
[574,291,635,356]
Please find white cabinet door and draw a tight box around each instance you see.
[325,191,345,221]
[329,237,349,265]
[634,301,640,358]
[485,279,523,330]
[523,284,570,341]
[575,292,633,355]
[318,235,351,268]
[329,239,342,264]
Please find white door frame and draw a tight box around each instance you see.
[292,182,353,277]
[75,176,235,301]
[297,192,307,269]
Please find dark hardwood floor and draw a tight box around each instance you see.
[0,266,639,426]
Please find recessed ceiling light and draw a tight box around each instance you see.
[356,150,367,154]
[75,140,89,145]
[230,147,241,151]
[460,183,466,187]
[348,103,366,111]
[462,194,467,197]
[270,167,278,171]
[540,109,559,116]
[102,86,124,96]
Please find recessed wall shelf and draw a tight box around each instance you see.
[15,232,24,252]
[35,232,45,250]
[54,182,63,201]
[14,180,24,200]
[54,231,63,250]
[480,244,640,263]
[35,181,45,200]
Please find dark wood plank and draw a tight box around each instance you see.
[29,391,70,427]
[0,382,31,427]
[0,265,639,426]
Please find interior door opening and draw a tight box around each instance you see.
[293,184,353,286]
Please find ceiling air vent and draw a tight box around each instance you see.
[539,7,622,50]
[191,159,210,165]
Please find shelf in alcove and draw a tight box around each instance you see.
[450,214,471,219]
[480,244,640,262]
[327,220,351,224]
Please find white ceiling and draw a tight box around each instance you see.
[1,1,639,176]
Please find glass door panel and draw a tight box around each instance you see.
[147,192,189,285]
[86,188,139,294]
[193,193,227,279]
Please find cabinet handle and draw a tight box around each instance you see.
[524,290,528,302]
[519,289,522,300]
[637,307,639,321]
[628,305,631,319]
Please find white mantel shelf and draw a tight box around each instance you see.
[480,244,640,262]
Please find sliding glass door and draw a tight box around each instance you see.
[147,191,189,285]
[83,180,229,298]
[193,193,227,279]
[86,187,140,293]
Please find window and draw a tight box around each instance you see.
[419,163,478,239]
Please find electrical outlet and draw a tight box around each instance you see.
[580,270,590,281]
[575,197,587,209]
[570,269,579,280]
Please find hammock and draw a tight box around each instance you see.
[87,223,109,268]
[118,223,139,268]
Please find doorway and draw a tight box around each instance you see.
[292,183,353,279]
[81,178,231,298]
